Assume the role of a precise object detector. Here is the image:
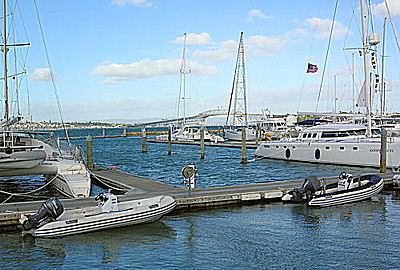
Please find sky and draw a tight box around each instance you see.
[3,0,400,123]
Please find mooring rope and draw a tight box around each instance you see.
[88,170,130,192]
[0,174,60,204]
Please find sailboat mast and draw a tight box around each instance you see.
[381,17,387,116]
[360,0,372,137]
[2,0,8,126]
[177,33,190,126]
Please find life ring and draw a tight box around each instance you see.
[265,134,272,141]
[109,166,118,171]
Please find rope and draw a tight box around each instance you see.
[315,0,340,112]
[89,170,130,192]
[32,0,71,147]
[0,174,59,204]
[384,0,400,56]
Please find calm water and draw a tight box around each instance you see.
[0,128,399,269]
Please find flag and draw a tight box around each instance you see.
[356,80,366,107]
[306,63,318,73]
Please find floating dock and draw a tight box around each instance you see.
[0,166,396,231]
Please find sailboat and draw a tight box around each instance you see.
[254,0,400,170]
[224,32,256,141]
[156,33,224,143]
[0,0,91,198]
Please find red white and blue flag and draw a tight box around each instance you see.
[306,63,318,73]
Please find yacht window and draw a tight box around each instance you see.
[338,131,350,137]
[340,146,345,150]
[353,147,358,151]
[264,145,270,148]
[325,146,330,150]
[292,146,296,149]
[276,146,279,148]
[283,146,287,148]
[312,133,317,138]
[302,134,307,138]
[307,133,312,138]
[372,129,381,135]
[321,132,338,138]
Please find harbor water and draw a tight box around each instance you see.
[0,129,399,269]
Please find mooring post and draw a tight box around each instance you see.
[123,128,127,137]
[241,127,247,164]
[380,127,387,173]
[255,125,259,146]
[86,135,93,170]
[102,128,106,137]
[200,127,205,159]
[168,126,172,155]
[141,128,147,153]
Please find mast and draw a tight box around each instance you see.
[2,0,8,127]
[360,0,372,137]
[177,33,190,126]
[352,53,356,113]
[381,17,387,116]
[226,32,248,127]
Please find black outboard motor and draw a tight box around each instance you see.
[22,197,64,231]
[283,175,322,202]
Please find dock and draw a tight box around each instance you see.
[147,138,260,149]
[0,166,396,230]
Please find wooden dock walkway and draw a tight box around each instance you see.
[147,138,260,149]
[0,166,396,230]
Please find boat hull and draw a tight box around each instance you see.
[255,140,400,168]
[308,177,384,207]
[0,150,46,170]
[32,196,176,238]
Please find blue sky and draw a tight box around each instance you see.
[4,0,400,122]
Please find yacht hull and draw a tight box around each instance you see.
[255,140,400,168]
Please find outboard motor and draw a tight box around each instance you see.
[282,175,322,202]
[22,197,64,231]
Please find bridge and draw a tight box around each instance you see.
[128,109,264,128]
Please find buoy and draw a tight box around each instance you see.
[109,166,118,171]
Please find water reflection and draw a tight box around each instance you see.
[0,221,176,268]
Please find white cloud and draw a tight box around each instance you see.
[91,58,218,84]
[29,68,59,81]
[112,0,153,7]
[172,33,212,45]
[374,0,400,17]
[193,40,237,62]
[247,9,273,21]
[306,17,349,40]
[248,35,289,56]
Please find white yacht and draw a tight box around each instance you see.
[157,125,225,143]
[224,127,256,141]
[255,123,400,169]
[256,0,397,169]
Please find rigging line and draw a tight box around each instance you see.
[384,0,400,56]
[296,0,324,113]
[315,0,339,113]
[33,0,70,146]
[226,33,242,126]
[367,0,376,35]
[0,174,59,204]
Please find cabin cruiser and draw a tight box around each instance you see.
[255,123,400,169]
[156,125,224,143]
[224,127,256,141]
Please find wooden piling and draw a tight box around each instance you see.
[168,127,172,155]
[141,128,147,153]
[200,127,205,159]
[255,126,259,146]
[241,127,247,164]
[380,127,387,173]
[86,135,93,170]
